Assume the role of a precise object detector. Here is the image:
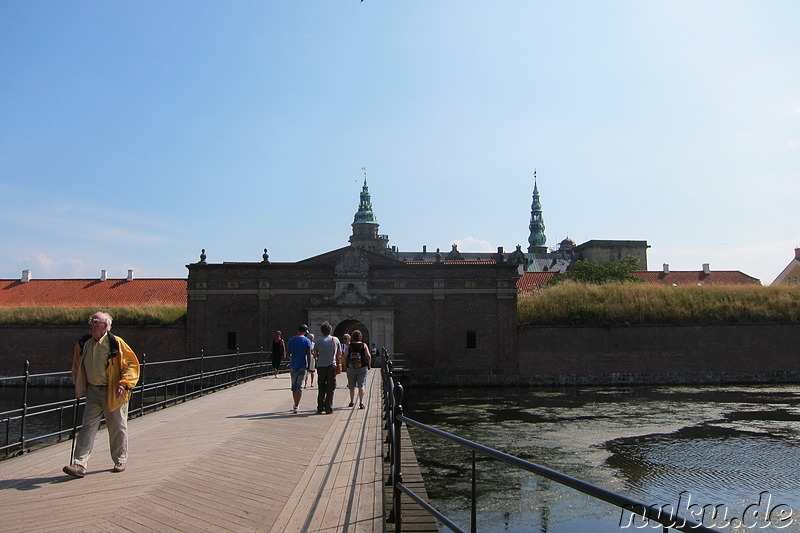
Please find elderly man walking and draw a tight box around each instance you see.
[63,312,140,478]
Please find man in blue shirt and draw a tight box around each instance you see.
[286,324,313,413]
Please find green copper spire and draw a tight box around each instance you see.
[353,177,378,225]
[527,171,547,252]
[349,169,391,254]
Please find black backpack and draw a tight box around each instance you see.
[78,332,120,368]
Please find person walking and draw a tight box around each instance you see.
[370,343,379,367]
[345,330,370,409]
[312,322,342,414]
[287,325,313,413]
[271,331,285,378]
[63,312,140,478]
[304,332,316,388]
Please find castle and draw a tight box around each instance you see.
[185,174,649,374]
[346,173,650,272]
[0,174,767,380]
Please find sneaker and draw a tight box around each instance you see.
[325,408,333,414]
[63,464,86,478]
[359,403,365,409]
[112,463,126,473]
[348,402,354,407]
[292,405,299,414]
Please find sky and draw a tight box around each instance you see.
[1,1,798,285]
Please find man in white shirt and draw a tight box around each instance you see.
[312,322,342,414]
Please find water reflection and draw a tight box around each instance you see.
[0,386,75,454]
[404,385,800,532]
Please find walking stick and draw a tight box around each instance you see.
[69,398,79,465]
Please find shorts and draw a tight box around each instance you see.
[346,366,368,389]
[290,369,307,391]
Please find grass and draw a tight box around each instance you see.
[518,283,800,326]
[3,285,800,327]
[0,307,187,326]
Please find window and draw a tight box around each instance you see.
[227,331,238,351]
[466,331,477,349]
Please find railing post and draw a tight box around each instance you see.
[471,449,477,533]
[15,360,30,456]
[200,349,205,394]
[384,360,395,460]
[139,352,146,417]
[392,381,404,533]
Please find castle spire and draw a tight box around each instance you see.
[349,169,391,254]
[353,170,377,225]
[527,170,547,253]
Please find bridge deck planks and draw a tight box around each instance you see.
[0,369,438,532]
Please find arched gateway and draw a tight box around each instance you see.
[332,319,367,344]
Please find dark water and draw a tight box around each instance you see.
[0,386,76,453]
[403,385,800,532]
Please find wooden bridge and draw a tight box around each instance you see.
[0,370,438,532]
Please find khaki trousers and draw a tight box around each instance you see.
[73,384,129,468]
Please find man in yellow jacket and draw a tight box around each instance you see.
[63,312,140,478]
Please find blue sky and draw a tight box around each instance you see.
[1,1,798,285]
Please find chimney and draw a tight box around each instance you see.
[423,245,427,253]
[795,247,800,260]
[127,269,134,281]
[662,263,670,274]
[21,270,32,283]
[702,263,711,275]
[100,269,107,281]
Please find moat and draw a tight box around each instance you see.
[404,384,800,532]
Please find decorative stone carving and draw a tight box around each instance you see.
[310,282,393,308]
[446,243,464,261]
[335,250,369,278]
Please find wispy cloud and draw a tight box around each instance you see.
[452,236,494,252]
[0,206,169,247]
[28,253,85,277]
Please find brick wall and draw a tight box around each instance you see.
[0,325,186,377]
[406,323,800,386]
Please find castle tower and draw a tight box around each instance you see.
[349,175,391,254]
[527,172,548,253]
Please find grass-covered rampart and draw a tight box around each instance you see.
[519,283,800,326]
[0,307,186,326]
[2,285,799,328]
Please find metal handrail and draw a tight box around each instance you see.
[381,350,721,533]
[1,347,273,458]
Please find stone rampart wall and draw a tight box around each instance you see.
[0,325,187,379]
[5,323,799,387]
[407,323,800,386]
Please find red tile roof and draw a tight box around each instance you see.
[517,272,557,292]
[630,270,761,286]
[402,260,498,265]
[0,279,187,308]
[517,270,761,292]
